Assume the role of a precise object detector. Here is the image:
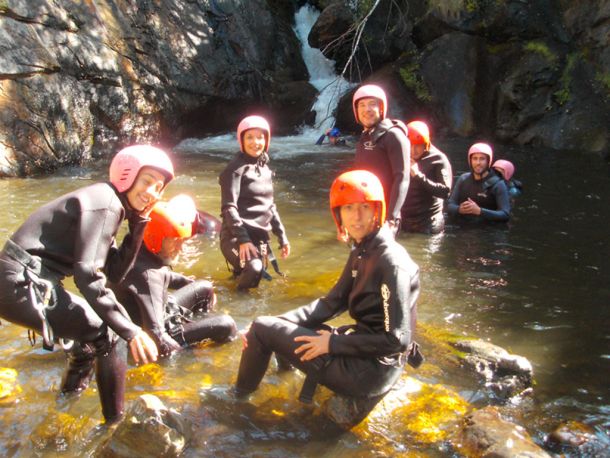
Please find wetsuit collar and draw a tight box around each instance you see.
[110,181,140,219]
[240,151,269,167]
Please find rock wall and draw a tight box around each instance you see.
[0,0,315,176]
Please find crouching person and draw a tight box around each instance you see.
[0,145,174,423]
[235,170,421,418]
[111,194,237,357]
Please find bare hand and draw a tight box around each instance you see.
[129,329,159,365]
[294,330,331,361]
[239,242,259,266]
[459,198,481,215]
[281,243,290,259]
[239,323,252,350]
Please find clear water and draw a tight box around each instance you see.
[0,135,608,456]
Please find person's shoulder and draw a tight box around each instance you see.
[220,153,245,176]
[75,182,122,212]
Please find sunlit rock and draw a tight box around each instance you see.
[452,339,533,400]
[30,411,93,453]
[98,394,191,458]
[545,420,607,456]
[0,367,21,405]
[455,406,551,457]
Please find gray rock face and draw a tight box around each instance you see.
[0,0,315,176]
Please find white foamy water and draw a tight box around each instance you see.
[175,4,353,156]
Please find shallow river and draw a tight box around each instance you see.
[0,135,608,456]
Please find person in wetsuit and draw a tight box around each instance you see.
[400,121,453,234]
[219,115,290,290]
[353,84,410,235]
[110,195,237,357]
[447,142,511,223]
[492,159,522,200]
[0,145,174,424]
[235,170,420,410]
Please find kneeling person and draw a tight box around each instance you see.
[111,195,237,356]
[236,170,420,408]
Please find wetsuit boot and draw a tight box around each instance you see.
[93,336,127,424]
[60,342,95,394]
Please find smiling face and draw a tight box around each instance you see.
[470,153,490,177]
[242,128,267,158]
[356,98,382,129]
[339,201,379,243]
[125,167,167,212]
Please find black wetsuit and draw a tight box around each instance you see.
[110,246,236,356]
[401,145,453,234]
[236,226,420,400]
[219,151,289,289]
[447,170,511,223]
[355,119,410,224]
[0,182,146,422]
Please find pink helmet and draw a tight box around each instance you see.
[109,145,174,193]
[492,159,515,181]
[468,142,493,166]
[352,84,388,125]
[406,120,431,148]
[237,115,270,153]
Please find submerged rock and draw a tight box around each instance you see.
[545,420,607,456]
[98,394,191,458]
[452,339,533,401]
[456,406,551,457]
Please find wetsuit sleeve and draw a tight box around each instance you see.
[73,207,140,341]
[129,269,167,343]
[329,263,417,358]
[414,156,453,199]
[168,271,193,290]
[219,165,251,244]
[447,174,466,216]
[105,214,149,284]
[384,129,410,221]
[278,259,352,327]
[480,180,511,222]
[269,203,289,247]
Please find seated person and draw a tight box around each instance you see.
[235,170,421,410]
[111,195,237,357]
[492,159,522,199]
[447,143,511,223]
[401,120,453,234]
[316,127,346,146]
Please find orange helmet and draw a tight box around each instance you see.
[143,194,198,254]
[329,170,386,233]
[407,121,430,149]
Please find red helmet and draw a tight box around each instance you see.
[237,115,270,153]
[352,84,387,125]
[407,120,430,148]
[143,194,197,254]
[329,170,386,233]
[109,145,174,193]
[468,142,493,167]
[492,159,515,181]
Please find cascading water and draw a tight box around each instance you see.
[293,4,353,140]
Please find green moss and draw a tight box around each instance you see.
[595,71,610,99]
[0,0,8,13]
[553,52,579,106]
[399,63,432,102]
[523,41,558,64]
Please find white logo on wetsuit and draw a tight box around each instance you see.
[477,192,487,198]
[381,283,390,332]
[363,141,375,150]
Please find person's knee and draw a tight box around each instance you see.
[237,259,264,289]
[216,315,238,342]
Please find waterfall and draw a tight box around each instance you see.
[293,4,353,139]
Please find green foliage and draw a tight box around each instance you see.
[553,52,579,106]
[356,0,375,18]
[523,41,558,64]
[399,63,432,102]
[0,0,8,13]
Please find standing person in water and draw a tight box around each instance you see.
[0,145,174,423]
[400,120,453,234]
[353,84,410,235]
[235,170,420,411]
[492,159,522,200]
[110,194,237,357]
[219,115,290,290]
[447,142,511,223]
